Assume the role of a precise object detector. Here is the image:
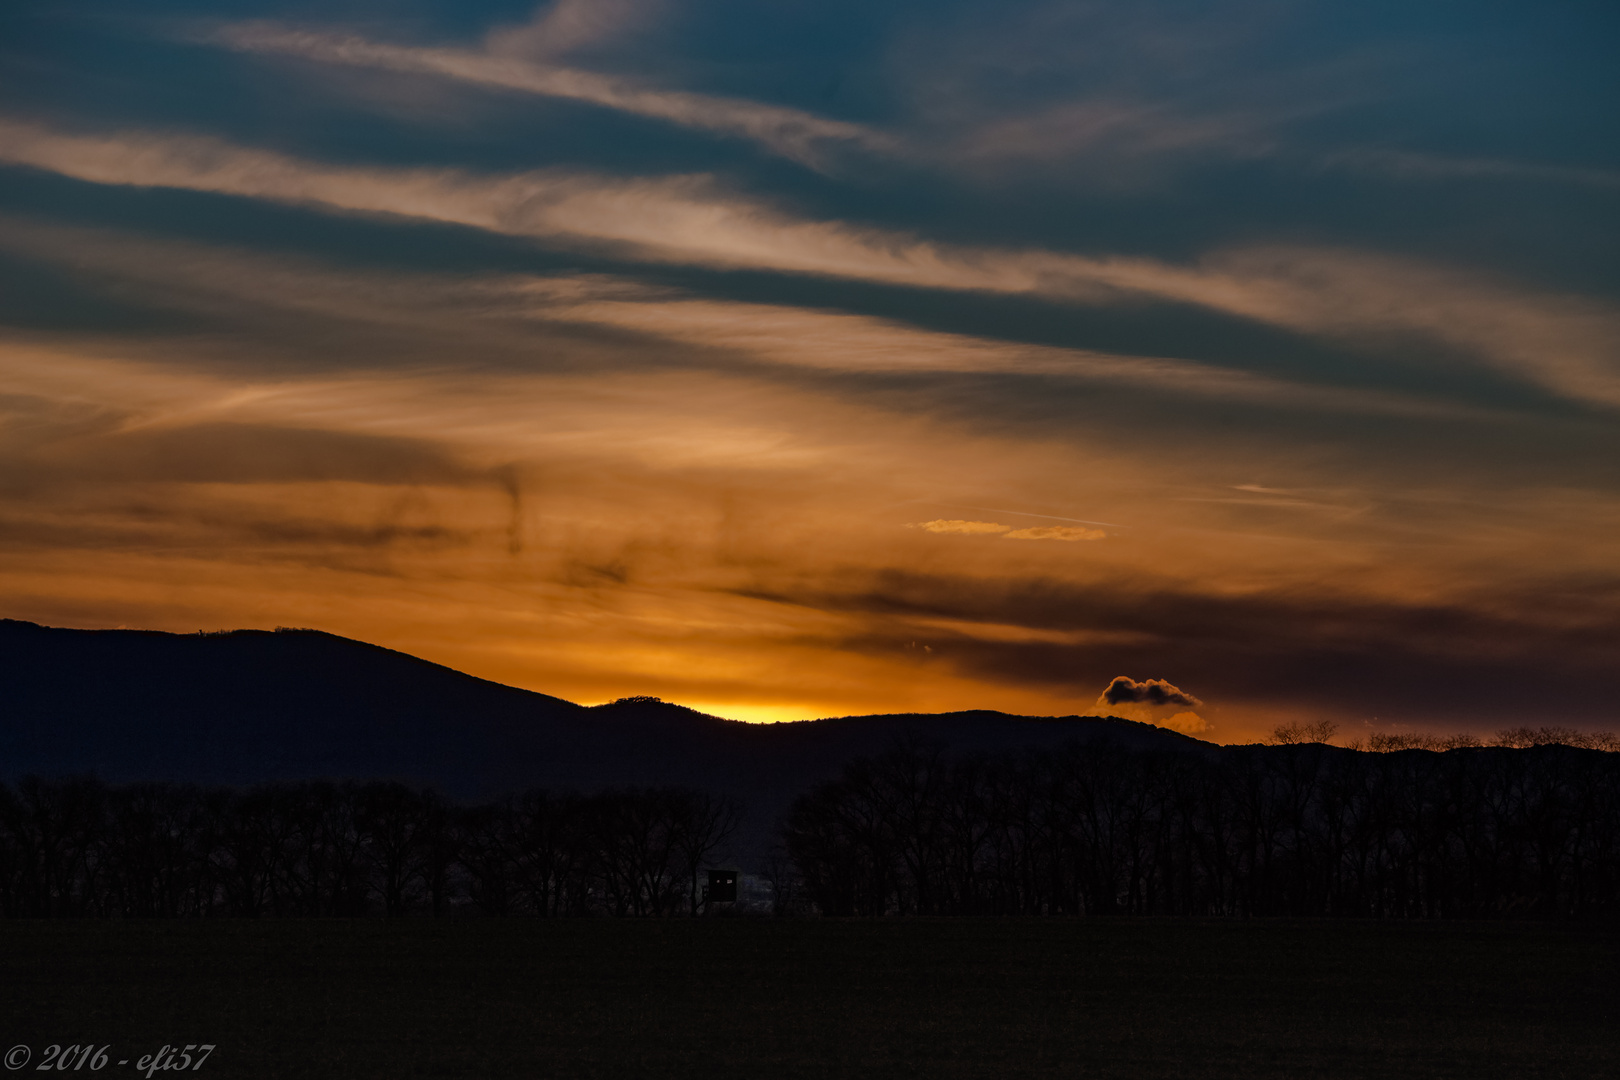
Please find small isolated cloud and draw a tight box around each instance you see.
[1101,676,1203,708]
[910,519,1011,535]
[1002,525,1105,541]
[1097,677,1209,736]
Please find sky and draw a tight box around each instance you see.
[1,0,1617,741]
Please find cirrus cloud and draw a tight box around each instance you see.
[909,520,1106,542]
[4,117,1616,409]
[204,22,888,170]
[910,519,1010,535]
[1002,525,1105,541]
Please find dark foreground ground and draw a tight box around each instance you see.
[3,919,1616,1079]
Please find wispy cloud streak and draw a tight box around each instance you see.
[484,0,663,61]
[954,98,1278,165]
[3,118,1616,409]
[1320,147,1620,190]
[529,292,1482,417]
[0,218,1475,422]
[205,22,889,169]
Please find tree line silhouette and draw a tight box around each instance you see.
[783,739,1620,918]
[3,739,1617,919]
[0,781,738,918]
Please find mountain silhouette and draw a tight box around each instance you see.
[0,619,1207,854]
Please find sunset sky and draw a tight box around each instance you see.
[2,0,1617,741]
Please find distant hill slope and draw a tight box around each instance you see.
[0,620,1207,852]
[0,620,594,793]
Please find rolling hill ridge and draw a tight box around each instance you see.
[0,619,1207,851]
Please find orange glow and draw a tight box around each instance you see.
[3,212,1616,746]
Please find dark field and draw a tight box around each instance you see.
[3,919,1617,1079]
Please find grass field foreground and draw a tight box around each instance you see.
[3,919,1616,1079]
